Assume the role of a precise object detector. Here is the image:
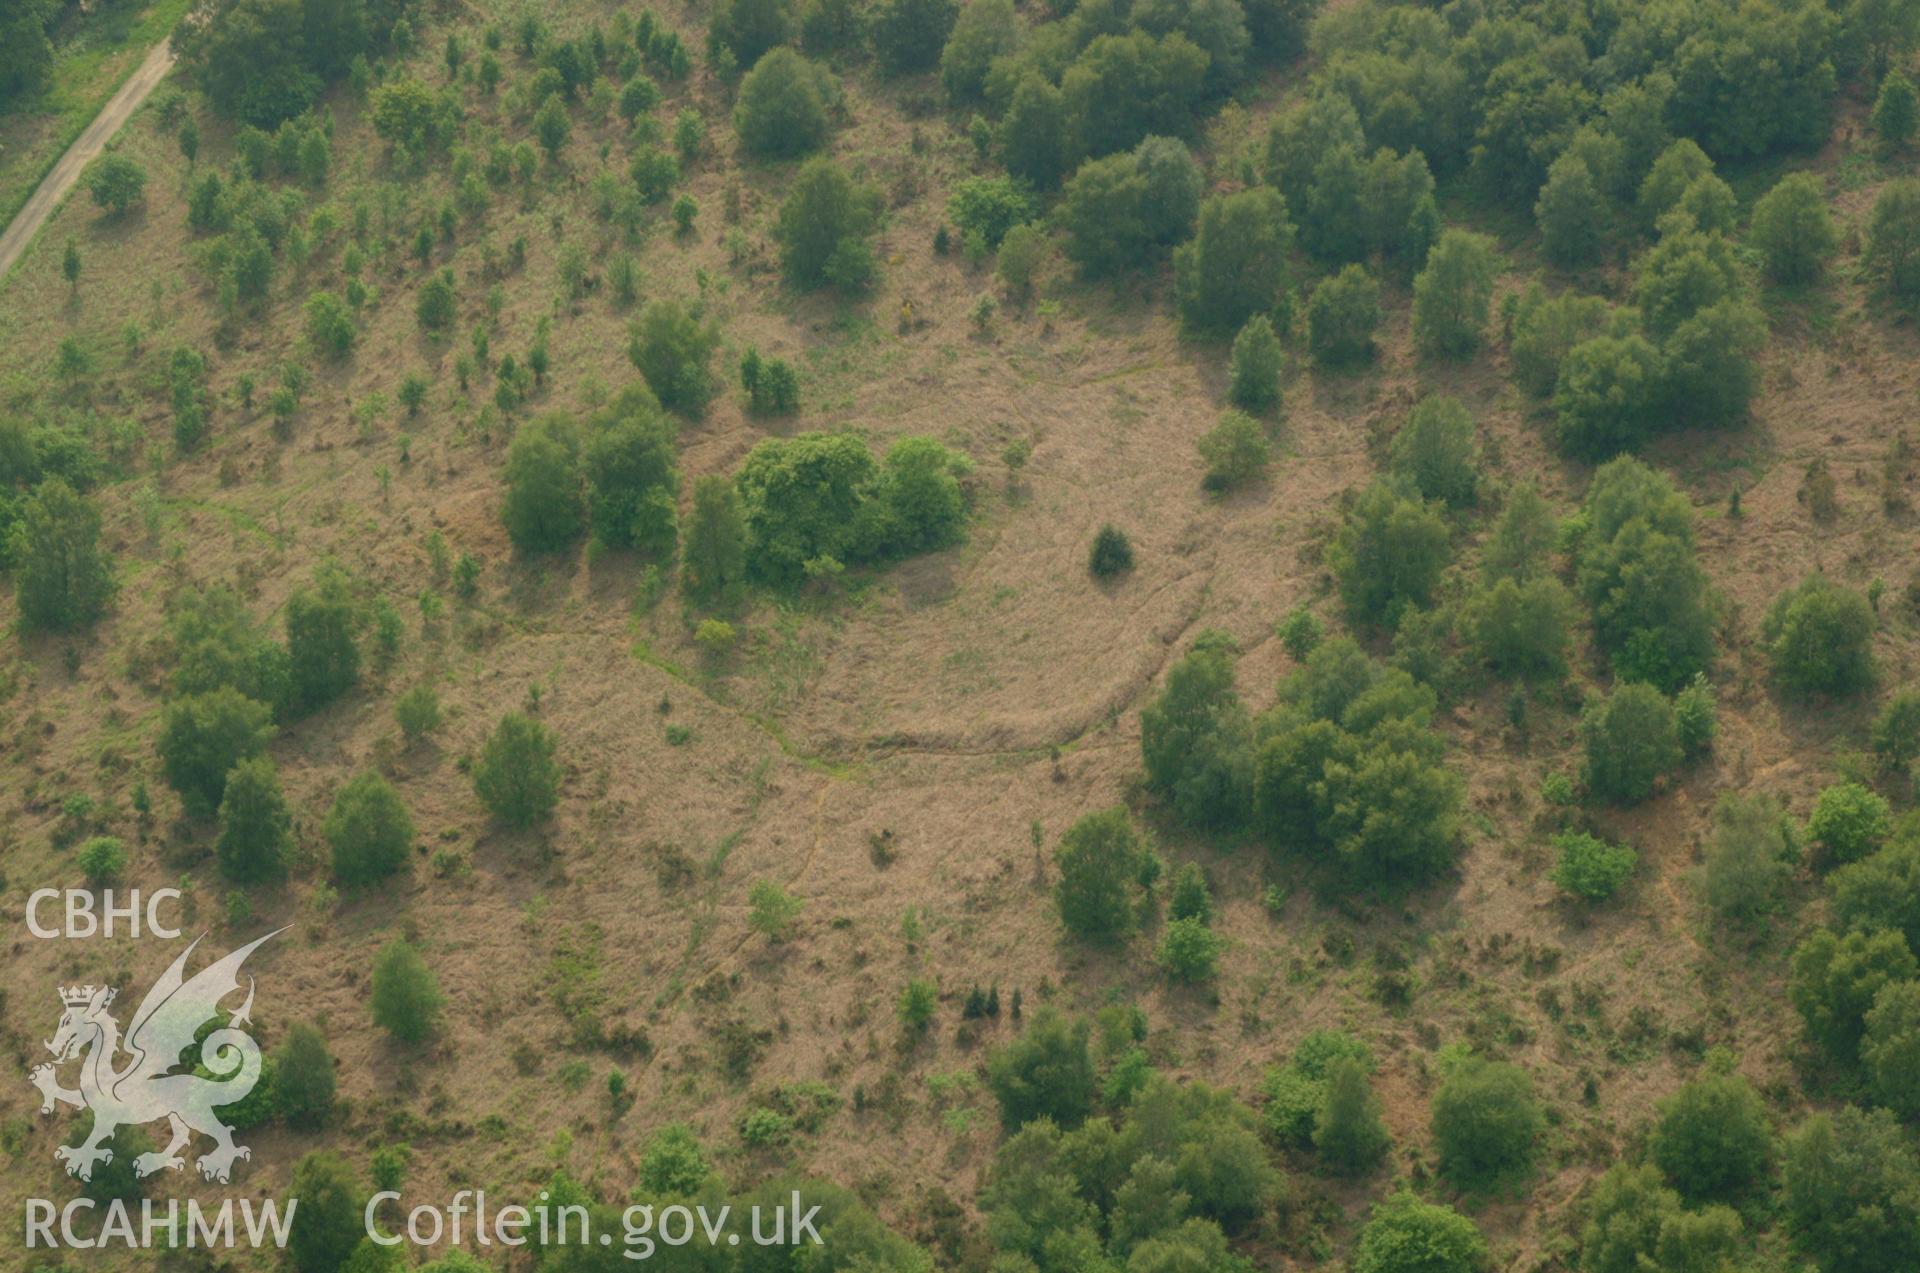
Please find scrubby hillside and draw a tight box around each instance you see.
[3,0,1920,1268]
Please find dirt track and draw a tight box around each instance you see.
[0,36,176,283]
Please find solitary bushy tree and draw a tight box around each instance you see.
[327,771,413,887]
[707,0,795,68]
[499,416,579,549]
[370,939,443,1043]
[628,301,722,413]
[1054,807,1147,943]
[1306,265,1380,367]
[683,475,748,600]
[1328,480,1450,629]
[1577,457,1714,689]
[87,154,147,215]
[1702,791,1791,920]
[1412,229,1499,359]
[870,0,958,73]
[1808,782,1893,868]
[1197,411,1270,492]
[285,570,361,715]
[1228,315,1283,412]
[1554,334,1664,459]
[14,478,115,633]
[288,1152,363,1273]
[1866,179,1920,300]
[774,158,879,290]
[1582,682,1681,805]
[1551,832,1636,902]
[1750,172,1838,284]
[1662,299,1766,426]
[1536,154,1606,267]
[1872,690,1920,772]
[472,712,560,828]
[1791,926,1918,1062]
[585,388,678,555]
[1466,576,1574,680]
[1783,1106,1920,1273]
[275,1022,336,1129]
[159,688,276,818]
[1174,188,1294,336]
[1430,1058,1542,1186]
[985,1007,1094,1128]
[1765,574,1875,695]
[1651,1071,1773,1200]
[1390,396,1478,508]
[1876,70,1918,148]
[216,755,290,883]
[1863,981,1920,1116]
[1315,1055,1390,1176]
[733,48,834,157]
[1352,1192,1487,1273]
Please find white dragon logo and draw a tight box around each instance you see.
[28,929,284,1185]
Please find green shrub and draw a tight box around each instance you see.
[748,879,802,940]
[285,570,361,715]
[394,685,441,742]
[159,688,276,818]
[1412,229,1498,359]
[1253,641,1462,884]
[947,175,1036,250]
[13,478,115,633]
[985,1007,1094,1128]
[77,835,127,884]
[628,300,721,414]
[871,0,958,73]
[275,1022,336,1129]
[1784,1106,1920,1273]
[1140,637,1252,830]
[1765,574,1875,695]
[1328,480,1450,629]
[1582,682,1680,806]
[1174,187,1294,336]
[1809,782,1893,868]
[1873,690,1920,773]
[1876,70,1918,148]
[1576,457,1714,690]
[1314,1055,1390,1176]
[897,978,937,1033]
[1228,314,1283,412]
[1673,673,1717,758]
[1866,178,1920,300]
[682,475,748,600]
[304,291,355,359]
[1155,916,1222,982]
[216,756,290,883]
[1465,576,1574,680]
[1702,791,1791,920]
[1054,807,1148,943]
[707,0,795,67]
[585,387,678,554]
[287,1152,363,1273]
[775,158,879,290]
[326,771,413,887]
[1864,981,1920,1117]
[1262,1030,1375,1146]
[369,939,443,1043]
[1790,926,1918,1063]
[1168,862,1214,923]
[1390,396,1478,508]
[472,713,560,828]
[939,0,1016,99]
[1551,832,1637,903]
[638,1124,711,1194]
[1749,172,1838,284]
[1306,265,1380,367]
[1536,154,1606,267]
[1352,1192,1487,1273]
[1197,410,1270,492]
[1089,524,1134,578]
[1554,333,1664,459]
[733,48,834,157]
[1430,1057,1542,1186]
[1510,286,1614,399]
[1651,1072,1773,1200]
[415,270,455,332]
[87,154,147,215]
